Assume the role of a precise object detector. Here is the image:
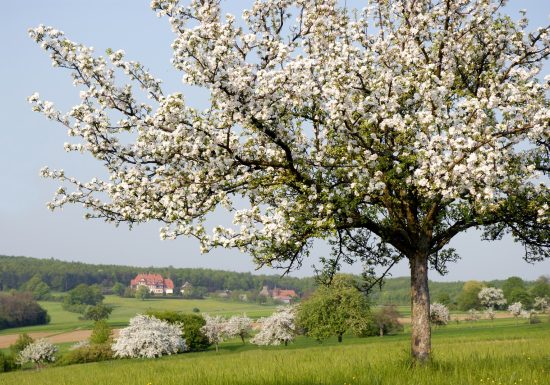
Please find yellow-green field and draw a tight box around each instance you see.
[0,296,279,335]
[1,318,549,385]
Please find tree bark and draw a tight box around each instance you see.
[410,251,431,363]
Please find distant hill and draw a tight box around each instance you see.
[0,255,539,305]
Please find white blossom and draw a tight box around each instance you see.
[17,339,58,366]
[478,287,507,309]
[429,302,450,326]
[225,314,253,344]
[533,296,549,312]
[111,314,185,358]
[508,302,523,318]
[201,314,227,352]
[251,306,296,346]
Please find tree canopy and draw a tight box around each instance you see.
[29,0,550,362]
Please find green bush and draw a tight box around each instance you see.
[0,351,17,373]
[90,320,112,344]
[58,343,113,365]
[9,333,34,355]
[146,310,211,352]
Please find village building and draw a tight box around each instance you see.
[130,273,174,295]
[259,285,298,304]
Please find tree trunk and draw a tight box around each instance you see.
[410,251,431,363]
[379,327,384,337]
[337,334,343,343]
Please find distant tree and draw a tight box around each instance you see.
[478,287,507,310]
[17,339,58,368]
[485,308,496,321]
[90,320,112,344]
[367,305,403,337]
[429,303,450,326]
[225,314,253,344]
[111,282,125,297]
[145,310,211,352]
[435,293,452,307]
[135,286,151,301]
[530,276,550,299]
[533,297,549,312]
[201,315,227,352]
[296,276,370,342]
[181,286,208,299]
[112,315,185,358]
[509,288,533,309]
[64,284,104,307]
[123,287,135,298]
[251,306,296,346]
[502,277,526,301]
[508,302,523,323]
[83,303,113,321]
[465,309,480,322]
[10,334,34,355]
[0,292,50,329]
[21,274,50,300]
[457,281,483,311]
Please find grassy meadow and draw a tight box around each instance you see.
[0,296,279,335]
[1,318,549,385]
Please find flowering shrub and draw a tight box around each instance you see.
[485,308,496,321]
[466,309,480,322]
[111,314,185,358]
[17,339,58,366]
[201,315,227,352]
[533,297,549,312]
[508,302,523,319]
[225,314,253,344]
[478,287,507,309]
[429,303,450,326]
[251,306,296,346]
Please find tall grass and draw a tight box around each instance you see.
[1,321,549,385]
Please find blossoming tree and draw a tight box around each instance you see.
[225,314,253,344]
[478,287,507,310]
[201,314,227,352]
[429,302,450,326]
[251,306,296,346]
[29,0,549,362]
[17,339,58,368]
[111,314,185,358]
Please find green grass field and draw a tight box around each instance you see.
[1,318,549,385]
[0,296,279,335]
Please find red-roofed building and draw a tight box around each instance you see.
[131,273,174,295]
[259,286,299,304]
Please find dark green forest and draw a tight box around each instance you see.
[0,255,545,307]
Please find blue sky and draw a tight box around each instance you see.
[1,0,549,281]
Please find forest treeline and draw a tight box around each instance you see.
[0,255,544,306]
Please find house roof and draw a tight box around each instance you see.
[164,278,174,289]
[275,289,298,298]
[131,273,166,287]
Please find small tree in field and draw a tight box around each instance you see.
[135,286,151,301]
[533,297,549,312]
[225,314,253,344]
[29,0,550,362]
[201,315,227,352]
[251,306,296,346]
[112,314,185,358]
[296,275,370,342]
[429,303,450,326]
[485,308,496,321]
[368,305,403,337]
[478,287,507,310]
[508,302,523,324]
[17,339,58,368]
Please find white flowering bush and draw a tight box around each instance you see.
[429,303,450,326]
[201,315,227,352]
[478,287,507,309]
[533,297,549,312]
[508,302,523,323]
[17,339,58,367]
[225,314,253,344]
[28,0,550,363]
[251,306,296,346]
[466,309,480,322]
[111,314,185,358]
